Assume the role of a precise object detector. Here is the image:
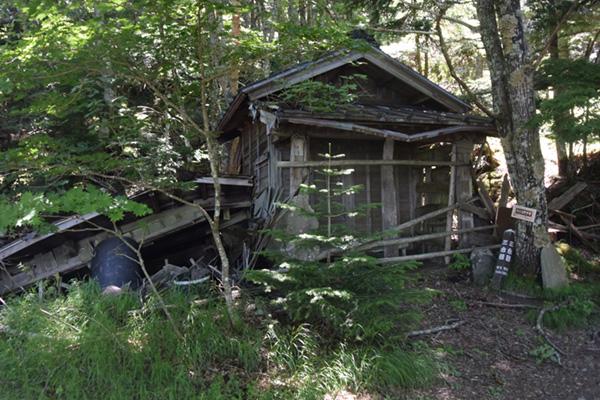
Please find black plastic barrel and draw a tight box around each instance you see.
[91,237,142,290]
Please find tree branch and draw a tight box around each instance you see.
[434,12,497,119]
[536,297,571,357]
[396,0,479,32]
[533,0,582,70]
[348,25,435,36]
[406,320,465,337]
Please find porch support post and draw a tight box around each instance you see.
[456,140,475,249]
[381,137,399,257]
[290,134,308,196]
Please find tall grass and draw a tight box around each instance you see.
[0,280,438,399]
[0,281,261,399]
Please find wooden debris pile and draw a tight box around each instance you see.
[547,178,600,253]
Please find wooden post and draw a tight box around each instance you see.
[290,134,308,196]
[381,137,399,257]
[491,229,516,290]
[267,135,281,189]
[455,140,475,249]
[365,161,372,233]
[444,144,457,263]
[342,169,356,231]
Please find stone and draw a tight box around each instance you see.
[541,243,570,290]
[470,248,496,286]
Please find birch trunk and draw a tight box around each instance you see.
[475,0,549,276]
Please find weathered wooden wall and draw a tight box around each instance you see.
[232,110,491,260]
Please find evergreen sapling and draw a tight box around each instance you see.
[247,145,432,343]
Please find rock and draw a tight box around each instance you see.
[540,243,569,290]
[471,248,496,286]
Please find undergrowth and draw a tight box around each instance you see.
[504,269,600,332]
[0,279,438,399]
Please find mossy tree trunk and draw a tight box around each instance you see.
[476,0,550,276]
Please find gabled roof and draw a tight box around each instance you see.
[217,46,475,138]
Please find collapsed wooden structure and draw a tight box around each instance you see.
[1,45,505,295]
[0,178,253,295]
[217,45,499,261]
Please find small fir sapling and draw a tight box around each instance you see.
[247,144,432,342]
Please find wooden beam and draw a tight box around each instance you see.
[281,116,493,143]
[455,140,475,249]
[314,198,478,261]
[278,159,468,168]
[498,174,511,209]
[0,212,100,262]
[460,203,492,220]
[290,134,308,196]
[377,244,502,264]
[355,225,499,253]
[381,137,399,257]
[194,176,253,187]
[548,181,588,212]
[247,52,364,101]
[476,178,496,223]
[445,144,457,262]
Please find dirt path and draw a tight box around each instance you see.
[406,270,600,400]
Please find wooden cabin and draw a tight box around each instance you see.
[217,46,499,262]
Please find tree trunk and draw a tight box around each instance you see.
[548,21,571,177]
[475,0,549,277]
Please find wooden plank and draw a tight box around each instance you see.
[498,174,511,209]
[342,169,356,231]
[363,49,472,113]
[33,252,57,278]
[559,215,599,252]
[381,137,399,257]
[548,181,588,212]
[354,225,499,253]
[0,212,99,261]
[193,176,253,187]
[290,135,308,196]
[268,134,281,189]
[476,178,496,223]
[455,140,475,249]
[445,144,457,262]
[365,161,372,233]
[460,203,492,220]
[377,244,502,264]
[247,52,364,101]
[193,199,251,209]
[278,159,468,168]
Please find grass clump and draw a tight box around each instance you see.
[0,277,438,400]
[0,280,263,400]
[504,267,600,332]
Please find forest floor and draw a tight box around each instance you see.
[397,267,600,400]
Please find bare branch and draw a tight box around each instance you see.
[434,11,497,119]
[348,25,435,36]
[536,297,572,357]
[406,320,465,337]
[396,0,479,32]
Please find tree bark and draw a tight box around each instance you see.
[475,0,549,276]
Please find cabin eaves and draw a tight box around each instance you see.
[217,46,477,140]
